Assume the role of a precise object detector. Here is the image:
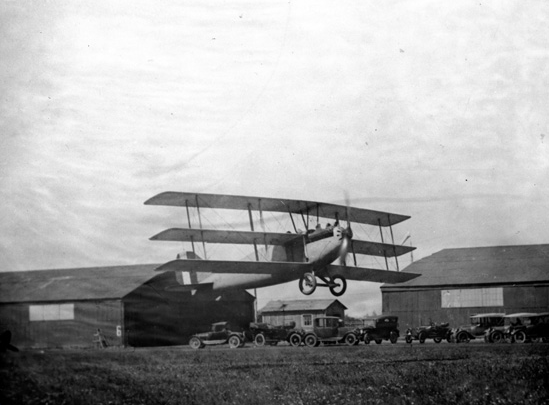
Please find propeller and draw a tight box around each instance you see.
[339,191,354,266]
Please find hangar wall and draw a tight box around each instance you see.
[382,285,549,329]
[0,300,123,349]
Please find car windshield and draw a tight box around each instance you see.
[471,317,503,327]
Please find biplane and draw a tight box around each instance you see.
[145,192,419,297]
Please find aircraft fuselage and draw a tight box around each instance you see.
[201,225,348,291]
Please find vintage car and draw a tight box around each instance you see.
[452,313,505,343]
[189,321,246,349]
[405,321,451,344]
[484,314,517,343]
[362,315,400,344]
[247,322,303,347]
[503,312,549,343]
[302,316,361,347]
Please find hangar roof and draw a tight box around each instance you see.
[382,244,549,290]
[0,264,162,303]
[260,299,347,313]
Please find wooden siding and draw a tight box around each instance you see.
[382,285,549,330]
[0,300,123,349]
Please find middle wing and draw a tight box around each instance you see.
[150,228,301,246]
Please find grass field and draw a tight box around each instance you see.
[1,342,548,405]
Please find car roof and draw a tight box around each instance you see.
[504,313,541,318]
[470,313,505,318]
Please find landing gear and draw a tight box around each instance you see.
[298,272,347,297]
[299,272,317,295]
[328,275,347,297]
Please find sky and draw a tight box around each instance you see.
[1,1,548,317]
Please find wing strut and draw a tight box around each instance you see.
[247,203,259,261]
[287,207,298,233]
[195,195,207,260]
[185,199,195,254]
[378,218,389,270]
[387,214,400,271]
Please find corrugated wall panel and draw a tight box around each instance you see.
[383,285,549,331]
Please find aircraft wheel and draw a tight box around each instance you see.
[228,335,242,349]
[304,334,318,348]
[299,273,316,295]
[254,333,266,347]
[329,275,347,297]
[289,333,302,347]
[344,333,357,346]
[189,337,202,350]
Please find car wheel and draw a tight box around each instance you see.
[329,275,347,297]
[405,335,412,344]
[228,335,242,349]
[254,333,266,347]
[456,332,470,344]
[390,331,398,344]
[433,337,442,344]
[514,331,527,344]
[189,337,202,350]
[418,332,426,344]
[491,331,503,344]
[375,339,382,345]
[344,333,357,346]
[364,335,371,344]
[289,333,302,347]
[304,334,318,348]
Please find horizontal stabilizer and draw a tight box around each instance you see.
[165,283,213,293]
[156,259,310,274]
[325,265,420,284]
[352,240,416,258]
[150,228,300,246]
[145,191,410,227]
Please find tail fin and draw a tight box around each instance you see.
[172,251,212,293]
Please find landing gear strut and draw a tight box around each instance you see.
[298,272,347,297]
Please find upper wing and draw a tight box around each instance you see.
[352,240,416,258]
[324,265,420,284]
[144,191,409,227]
[150,228,301,246]
[155,259,311,274]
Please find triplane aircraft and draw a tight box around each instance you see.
[145,192,419,297]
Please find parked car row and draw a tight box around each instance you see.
[437,312,549,344]
[188,312,549,349]
[188,315,401,349]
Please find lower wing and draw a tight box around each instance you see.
[155,259,311,274]
[324,265,420,284]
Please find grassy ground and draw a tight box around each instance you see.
[1,342,548,405]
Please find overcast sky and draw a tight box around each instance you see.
[1,1,548,316]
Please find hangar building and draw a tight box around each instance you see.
[0,264,254,349]
[381,244,549,329]
[260,299,346,330]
